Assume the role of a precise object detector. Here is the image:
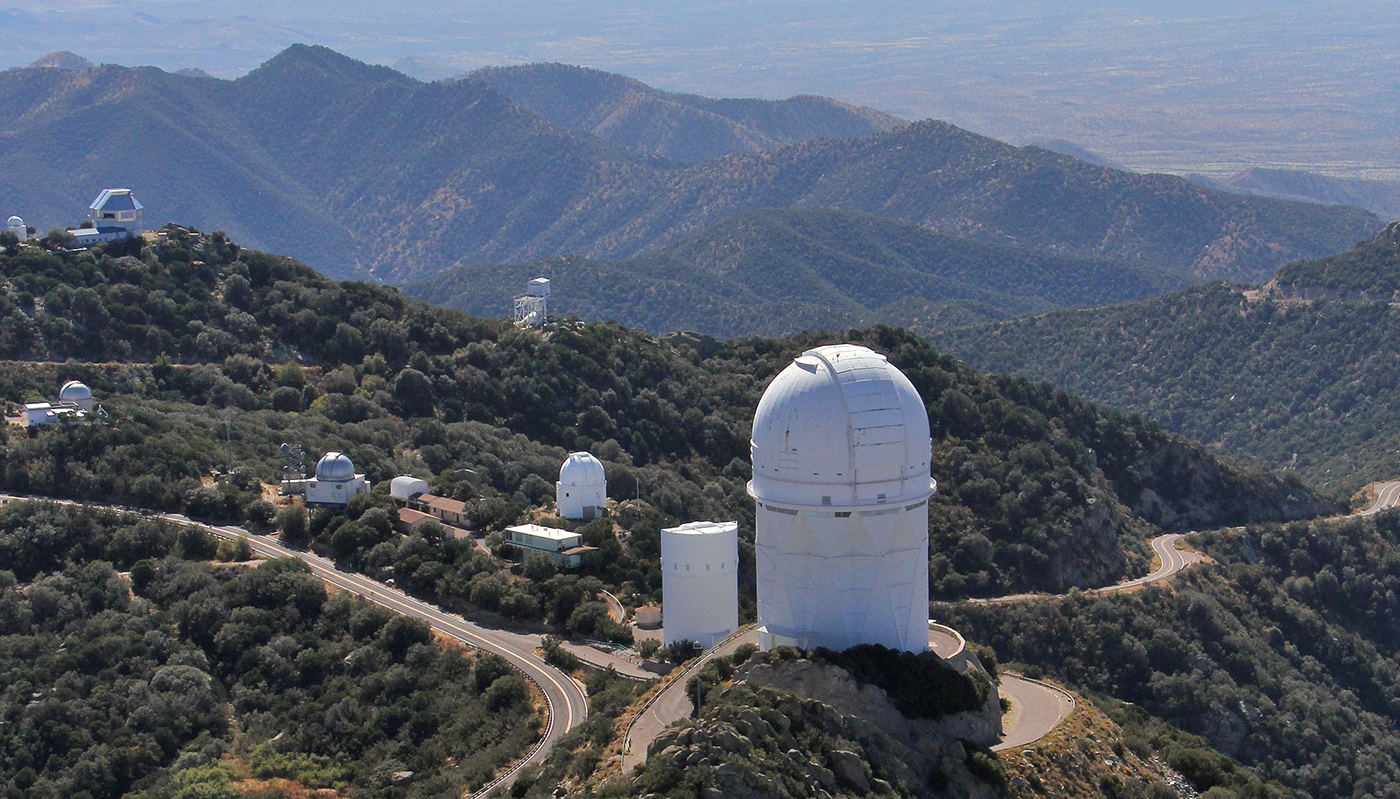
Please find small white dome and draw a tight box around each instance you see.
[750,344,934,508]
[6,216,21,227]
[59,380,92,402]
[316,451,356,482]
[559,452,606,487]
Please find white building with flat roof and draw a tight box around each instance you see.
[504,523,595,568]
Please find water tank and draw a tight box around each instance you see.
[527,277,551,297]
[390,475,430,501]
[557,452,606,519]
[661,521,739,649]
[316,451,356,482]
[749,344,936,653]
[59,380,93,411]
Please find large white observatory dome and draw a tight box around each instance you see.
[557,452,607,520]
[316,452,356,482]
[59,380,94,411]
[750,344,936,653]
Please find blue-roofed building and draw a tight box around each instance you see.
[72,188,145,246]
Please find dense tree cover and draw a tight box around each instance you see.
[938,510,1400,798]
[0,502,538,798]
[0,232,1338,603]
[1272,222,1400,296]
[0,44,1376,286]
[467,62,903,164]
[407,207,1193,339]
[933,269,1400,494]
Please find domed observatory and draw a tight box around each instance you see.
[557,452,607,519]
[661,521,739,650]
[307,451,370,506]
[750,344,936,653]
[59,380,94,411]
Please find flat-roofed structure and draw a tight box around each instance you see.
[504,523,596,568]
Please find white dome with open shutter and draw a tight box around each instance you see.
[749,344,936,653]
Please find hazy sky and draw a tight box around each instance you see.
[3,1,1398,176]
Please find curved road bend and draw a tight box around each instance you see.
[993,675,1075,751]
[192,522,588,796]
[0,494,587,798]
[1358,481,1400,517]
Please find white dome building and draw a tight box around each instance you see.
[750,344,936,653]
[307,451,370,506]
[557,452,607,520]
[59,380,93,411]
[6,216,24,239]
[661,521,739,650]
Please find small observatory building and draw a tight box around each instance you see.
[750,344,936,653]
[60,380,94,412]
[306,451,370,506]
[557,452,606,520]
[661,521,739,649]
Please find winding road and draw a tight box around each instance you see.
[0,495,586,798]
[10,478,1400,779]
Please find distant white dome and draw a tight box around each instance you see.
[316,451,356,482]
[559,452,606,487]
[59,380,91,403]
[750,344,934,508]
[6,216,21,227]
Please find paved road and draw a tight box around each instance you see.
[1358,481,1400,516]
[0,495,586,799]
[194,521,589,798]
[1102,533,1204,593]
[993,674,1075,751]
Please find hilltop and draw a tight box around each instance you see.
[404,207,1193,338]
[0,227,1337,601]
[932,224,1400,492]
[467,62,906,163]
[0,45,1379,288]
[1193,167,1400,224]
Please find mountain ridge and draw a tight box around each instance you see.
[0,44,1380,288]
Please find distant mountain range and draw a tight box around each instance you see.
[406,207,1193,337]
[467,62,906,164]
[1191,167,1400,224]
[0,45,1380,290]
[931,224,1400,493]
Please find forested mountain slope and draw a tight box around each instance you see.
[0,45,1378,287]
[467,62,906,163]
[0,503,539,798]
[0,229,1336,602]
[941,510,1400,798]
[405,207,1193,338]
[932,224,1400,493]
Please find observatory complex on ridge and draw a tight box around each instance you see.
[749,344,936,653]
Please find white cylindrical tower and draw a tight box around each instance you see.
[557,452,607,519]
[59,380,94,411]
[750,344,936,653]
[661,521,739,649]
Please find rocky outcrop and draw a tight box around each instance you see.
[644,683,1004,799]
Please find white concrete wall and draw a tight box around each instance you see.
[661,522,739,649]
[755,498,929,653]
